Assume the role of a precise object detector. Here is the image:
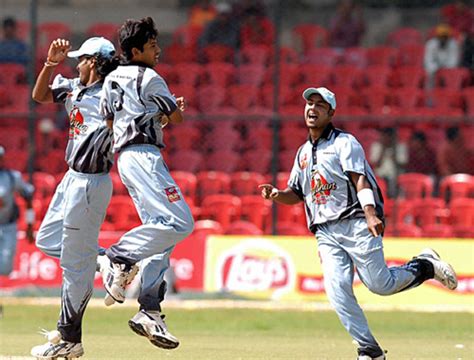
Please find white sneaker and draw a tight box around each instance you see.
[31,329,84,359]
[358,355,385,360]
[417,248,458,290]
[128,310,179,350]
[98,255,138,305]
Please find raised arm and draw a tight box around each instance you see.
[32,39,71,103]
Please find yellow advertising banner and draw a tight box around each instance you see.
[204,236,474,306]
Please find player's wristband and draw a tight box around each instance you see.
[357,188,375,209]
[44,58,59,67]
[25,209,35,224]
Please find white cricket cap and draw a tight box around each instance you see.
[302,87,337,110]
[0,146,5,156]
[68,37,115,59]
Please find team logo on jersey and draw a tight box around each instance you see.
[299,153,308,169]
[165,186,181,203]
[68,106,88,139]
[310,169,337,204]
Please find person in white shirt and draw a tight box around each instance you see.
[424,24,460,88]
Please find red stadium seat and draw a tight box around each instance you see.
[202,44,235,63]
[240,195,272,231]
[0,64,26,86]
[205,150,241,172]
[240,44,271,65]
[386,27,423,47]
[420,224,455,238]
[173,62,204,87]
[192,219,224,240]
[277,46,299,64]
[228,84,260,112]
[200,194,241,231]
[303,47,341,65]
[463,88,474,115]
[277,221,310,236]
[32,172,57,200]
[196,171,231,204]
[85,23,119,45]
[197,84,226,112]
[236,64,266,86]
[110,171,128,196]
[298,64,332,88]
[330,65,363,88]
[366,46,397,66]
[242,150,272,173]
[387,223,423,238]
[439,174,474,203]
[364,65,392,88]
[448,198,474,237]
[244,126,273,151]
[226,220,264,235]
[163,44,196,64]
[38,22,71,48]
[231,172,266,196]
[168,150,204,173]
[105,195,141,231]
[393,66,425,88]
[413,198,449,228]
[436,67,470,89]
[292,24,328,55]
[396,45,424,67]
[341,47,367,68]
[204,62,235,86]
[397,173,434,199]
[167,125,201,150]
[172,24,203,51]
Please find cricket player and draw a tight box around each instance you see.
[0,145,34,275]
[98,17,194,350]
[30,37,118,359]
[259,87,458,360]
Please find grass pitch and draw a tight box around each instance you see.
[0,301,472,360]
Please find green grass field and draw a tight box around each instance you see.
[0,302,472,360]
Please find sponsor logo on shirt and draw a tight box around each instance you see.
[68,106,89,139]
[299,153,308,169]
[165,186,181,203]
[310,170,337,204]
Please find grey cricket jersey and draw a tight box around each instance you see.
[100,63,178,152]
[52,75,114,174]
[288,124,384,233]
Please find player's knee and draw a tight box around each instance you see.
[366,282,393,296]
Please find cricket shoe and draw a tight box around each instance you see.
[31,329,84,359]
[416,248,458,290]
[128,310,179,350]
[98,255,139,305]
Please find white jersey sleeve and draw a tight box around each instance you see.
[51,74,79,103]
[287,146,305,199]
[336,134,366,175]
[144,75,177,116]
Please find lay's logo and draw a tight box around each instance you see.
[215,240,295,299]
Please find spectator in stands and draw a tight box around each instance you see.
[0,145,35,276]
[437,126,473,176]
[0,17,28,66]
[239,4,274,47]
[188,0,217,27]
[441,0,473,35]
[328,0,365,48]
[198,2,240,54]
[406,131,437,176]
[369,127,407,197]
[424,24,460,89]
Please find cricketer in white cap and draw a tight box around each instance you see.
[259,86,458,359]
[31,35,119,359]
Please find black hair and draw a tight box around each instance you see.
[118,17,158,62]
[92,53,120,79]
[3,17,16,28]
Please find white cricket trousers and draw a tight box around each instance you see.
[36,169,112,343]
[106,144,194,311]
[316,217,421,354]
